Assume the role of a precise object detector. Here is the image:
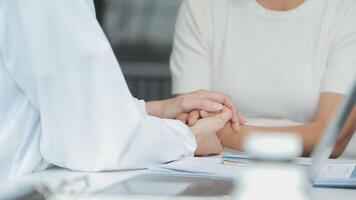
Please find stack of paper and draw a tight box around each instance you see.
[149,157,241,178]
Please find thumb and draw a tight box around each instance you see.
[191,106,232,134]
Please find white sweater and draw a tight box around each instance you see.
[171,0,356,127]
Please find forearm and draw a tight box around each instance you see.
[219,93,356,157]
[331,106,356,157]
[218,122,324,155]
[145,98,182,119]
[218,118,355,157]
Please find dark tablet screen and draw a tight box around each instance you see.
[98,173,235,197]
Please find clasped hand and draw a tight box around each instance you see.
[146,90,245,156]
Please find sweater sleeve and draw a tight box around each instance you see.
[170,0,214,94]
[322,4,356,95]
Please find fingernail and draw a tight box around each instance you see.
[237,123,240,132]
[212,103,223,110]
[234,124,239,132]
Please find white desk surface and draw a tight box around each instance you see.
[2,150,356,200]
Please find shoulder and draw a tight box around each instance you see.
[180,0,248,25]
[181,0,248,13]
[327,0,356,9]
[319,0,356,43]
[325,0,356,19]
[327,0,356,34]
[179,0,215,20]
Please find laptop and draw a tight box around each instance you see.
[309,83,356,188]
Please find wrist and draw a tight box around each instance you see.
[189,126,206,155]
[217,123,251,150]
[189,126,200,138]
[146,101,164,117]
[146,98,180,119]
[160,97,182,119]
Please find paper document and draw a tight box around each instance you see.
[222,155,311,166]
[149,157,240,178]
[221,155,252,164]
[150,156,356,188]
[318,164,355,179]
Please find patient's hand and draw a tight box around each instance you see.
[146,90,242,131]
[189,106,232,156]
[178,109,246,132]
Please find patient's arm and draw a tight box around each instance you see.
[217,93,356,158]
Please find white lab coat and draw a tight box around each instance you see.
[0,0,196,181]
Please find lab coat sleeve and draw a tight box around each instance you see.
[170,0,213,94]
[1,0,196,171]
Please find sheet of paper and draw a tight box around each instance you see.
[149,157,241,178]
[318,164,355,179]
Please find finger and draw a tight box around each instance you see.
[188,110,200,126]
[239,114,247,124]
[176,113,189,124]
[220,96,239,131]
[214,107,233,126]
[181,98,223,113]
[200,110,209,118]
[200,110,218,118]
[194,90,240,131]
[193,107,232,134]
[206,107,232,131]
[222,99,240,132]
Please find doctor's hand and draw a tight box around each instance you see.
[146,90,242,131]
[189,106,232,156]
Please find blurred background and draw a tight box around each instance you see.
[94,0,182,101]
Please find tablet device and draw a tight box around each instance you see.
[98,173,235,197]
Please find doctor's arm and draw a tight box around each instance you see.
[2,0,230,172]
[217,93,356,158]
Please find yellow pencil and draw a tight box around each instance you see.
[222,160,243,166]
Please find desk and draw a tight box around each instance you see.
[2,151,356,200]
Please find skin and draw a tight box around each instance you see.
[216,93,356,158]
[257,0,305,11]
[191,106,232,156]
[171,91,245,131]
[145,90,236,156]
